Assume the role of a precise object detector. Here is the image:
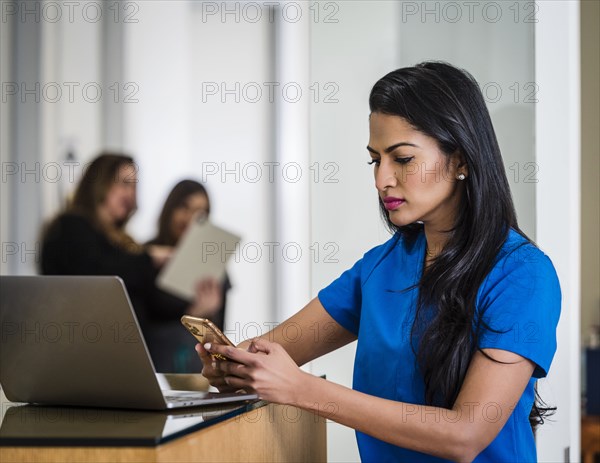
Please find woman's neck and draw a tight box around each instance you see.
[422,222,453,269]
[424,230,447,257]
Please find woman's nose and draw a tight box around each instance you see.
[375,159,398,192]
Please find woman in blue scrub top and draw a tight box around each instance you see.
[199,61,561,462]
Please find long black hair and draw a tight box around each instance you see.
[369,61,553,431]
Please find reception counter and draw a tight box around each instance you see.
[0,377,327,462]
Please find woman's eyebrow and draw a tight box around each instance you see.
[366,142,420,155]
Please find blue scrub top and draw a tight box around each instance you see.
[318,228,561,463]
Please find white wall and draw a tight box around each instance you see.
[39,9,103,218]
[398,1,536,237]
[122,1,276,336]
[535,2,581,461]
[1,2,106,275]
[0,8,13,277]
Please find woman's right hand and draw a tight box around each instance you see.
[147,245,173,268]
[195,342,238,392]
[195,340,256,392]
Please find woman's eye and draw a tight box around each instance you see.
[395,157,414,164]
[367,159,380,166]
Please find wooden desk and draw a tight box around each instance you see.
[0,401,326,462]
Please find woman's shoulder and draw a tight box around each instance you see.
[498,229,553,267]
[50,211,92,226]
[360,232,404,263]
[43,212,98,240]
[486,227,560,292]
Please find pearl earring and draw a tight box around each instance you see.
[456,173,466,181]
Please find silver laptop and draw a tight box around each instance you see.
[0,276,257,410]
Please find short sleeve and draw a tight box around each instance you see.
[318,258,363,336]
[477,246,562,378]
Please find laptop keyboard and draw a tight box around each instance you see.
[165,394,207,403]
[163,390,259,407]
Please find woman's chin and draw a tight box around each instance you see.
[387,211,412,228]
[114,210,131,223]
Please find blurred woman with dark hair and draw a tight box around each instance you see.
[145,179,231,372]
[150,179,210,246]
[40,154,220,372]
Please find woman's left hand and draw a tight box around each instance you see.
[204,338,308,405]
[187,278,223,318]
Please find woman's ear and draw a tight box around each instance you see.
[454,151,469,178]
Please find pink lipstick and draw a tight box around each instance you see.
[383,196,405,211]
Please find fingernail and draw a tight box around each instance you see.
[204,342,212,351]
